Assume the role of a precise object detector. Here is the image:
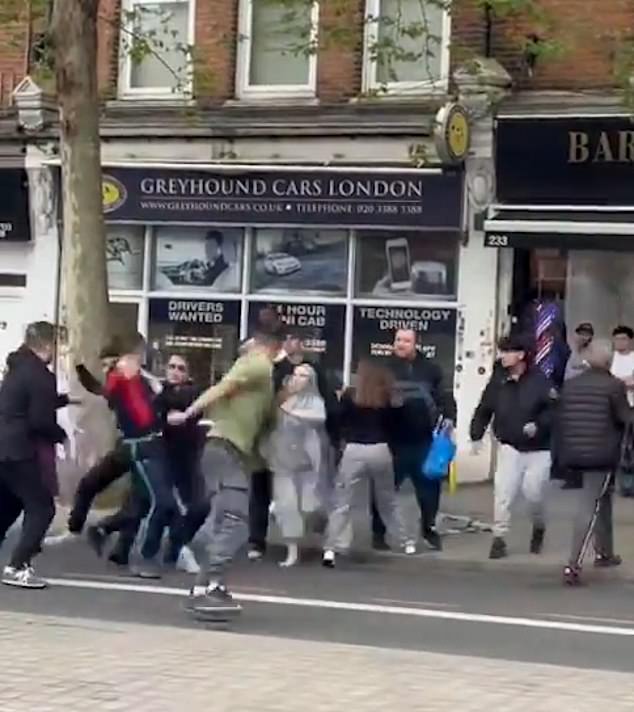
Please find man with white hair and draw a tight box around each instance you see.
[557,339,631,585]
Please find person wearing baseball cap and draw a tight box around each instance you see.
[564,323,594,382]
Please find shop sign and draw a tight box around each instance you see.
[434,103,471,165]
[352,305,457,386]
[496,116,634,205]
[149,299,240,351]
[248,301,346,379]
[0,169,30,242]
[102,166,463,230]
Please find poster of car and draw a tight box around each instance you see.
[106,225,145,290]
[153,226,243,292]
[356,230,458,299]
[251,228,348,294]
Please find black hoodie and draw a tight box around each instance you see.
[0,346,67,462]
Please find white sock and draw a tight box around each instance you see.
[279,543,299,568]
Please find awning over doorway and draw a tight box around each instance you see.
[484,207,634,250]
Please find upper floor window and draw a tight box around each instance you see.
[236,0,318,100]
[364,0,449,94]
[119,0,193,99]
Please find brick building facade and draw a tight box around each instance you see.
[0,1,633,483]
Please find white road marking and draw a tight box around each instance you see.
[547,613,634,626]
[44,577,634,638]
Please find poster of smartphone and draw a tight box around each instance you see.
[385,238,411,291]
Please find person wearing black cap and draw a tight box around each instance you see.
[470,334,556,560]
[564,323,594,382]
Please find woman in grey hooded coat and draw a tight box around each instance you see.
[265,363,330,567]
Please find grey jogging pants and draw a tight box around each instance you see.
[325,443,406,553]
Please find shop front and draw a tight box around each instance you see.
[485,114,634,340]
[0,167,33,371]
[102,164,464,392]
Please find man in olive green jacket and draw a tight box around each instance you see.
[167,330,280,618]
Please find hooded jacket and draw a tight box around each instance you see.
[0,346,67,461]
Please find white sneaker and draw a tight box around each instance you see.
[176,546,200,575]
[404,541,417,555]
[44,531,78,547]
[2,565,47,589]
[322,550,335,568]
[247,548,263,562]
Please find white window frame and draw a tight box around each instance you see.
[118,0,195,100]
[236,0,319,101]
[362,0,451,96]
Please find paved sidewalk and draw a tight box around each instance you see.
[0,611,632,712]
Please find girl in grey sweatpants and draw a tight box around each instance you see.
[323,361,413,567]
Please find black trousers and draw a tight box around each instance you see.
[248,469,272,551]
[103,442,208,562]
[371,443,440,538]
[0,459,55,568]
[68,445,130,534]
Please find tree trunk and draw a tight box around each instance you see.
[51,0,115,501]
[52,0,110,369]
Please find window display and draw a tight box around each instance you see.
[107,225,145,290]
[251,228,348,295]
[153,226,243,292]
[148,298,241,385]
[356,230,458,299]
[248,301,345,387]
[351,305,457,387]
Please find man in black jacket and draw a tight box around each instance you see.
[372,328,456,552]
[0,322,66,588]
[470,334,555,560]
[557,340,631,585]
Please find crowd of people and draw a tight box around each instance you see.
[0,313,632,621]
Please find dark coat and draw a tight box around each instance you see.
[0,346,67,462]
[470,366,554,452]
[556,368,631,471]
[388,353,457,448]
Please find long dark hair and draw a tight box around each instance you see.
[354,359,393,409]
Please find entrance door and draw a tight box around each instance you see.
[0,298,26,376]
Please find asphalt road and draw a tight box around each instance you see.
[1,537,634,674]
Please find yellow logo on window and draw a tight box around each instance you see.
[102,175,127,213]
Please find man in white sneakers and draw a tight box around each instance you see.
[470,335,555,560]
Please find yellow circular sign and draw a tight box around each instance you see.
[102,175,127,213]
[434,103,471,164]
[447,110,469,159]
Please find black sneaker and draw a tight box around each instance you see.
[423,529,443,551]
[189,584,242,618]
[594,554,622,568]
[489,537,507,560]
[87,526,108,558]
[372,535,390,552]
[108,550,129,567]
[530,526,546,555]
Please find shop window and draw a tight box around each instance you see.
[248,301,345,388]
[355,230,458,300]
[109,301,140,345]
[119,0,192,98]
[152,226,243,293]
[107,225,145,291]
[148,298,240,385]
[363,0,449,94]
[236,0,318,99]
[351,304,457,389]
[251,228,348,295]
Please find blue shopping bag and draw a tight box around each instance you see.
[421,420,457,480]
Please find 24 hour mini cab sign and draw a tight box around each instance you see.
[101,167,463,229]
